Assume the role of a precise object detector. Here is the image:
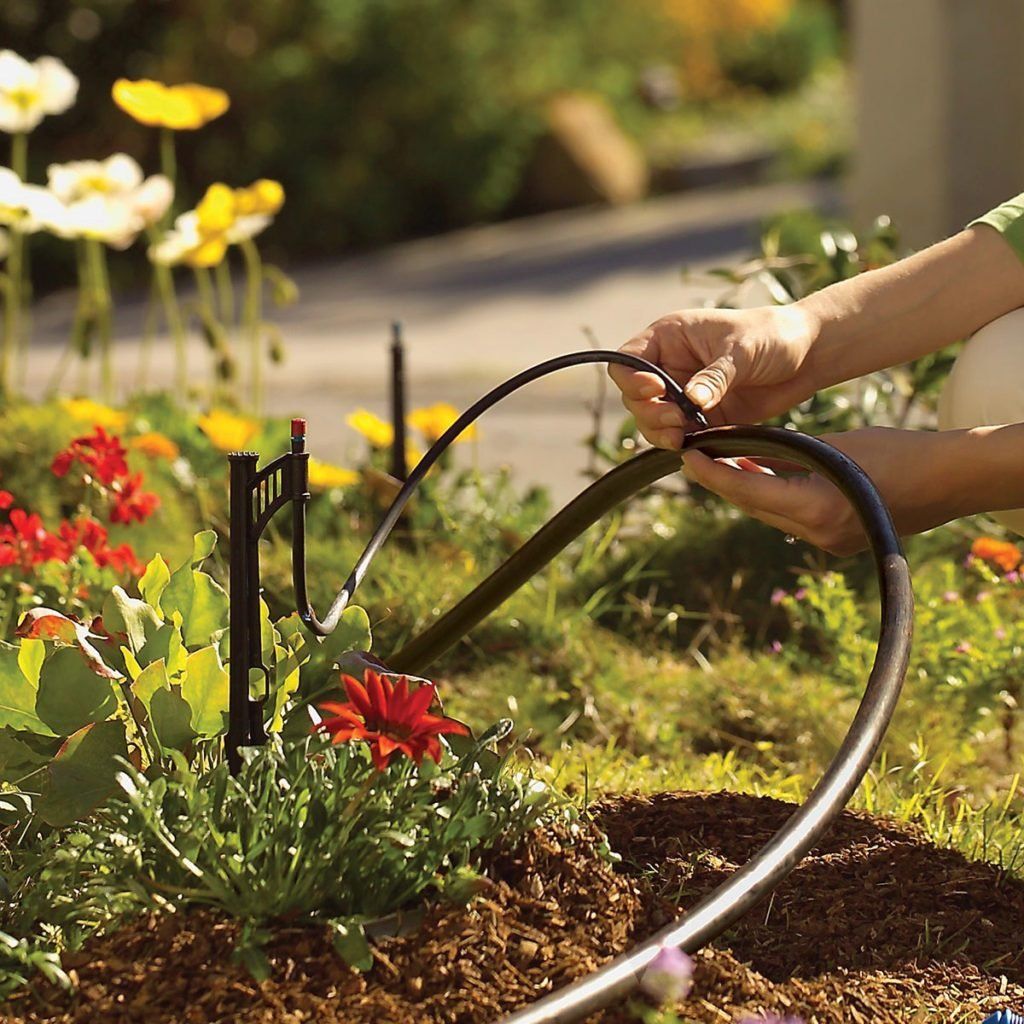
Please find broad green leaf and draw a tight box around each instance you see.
[0,728,59,783]
[36,720,128,826]
[137,619,187,676]
[104,586,162,655]
[161,564,229,649]
[36,648,118,736]
[182,645,229,737]
[268,645,300,732]
[17,639,44,688]
[131,660,195,752]
[150,686,195,750]
[191,530,217,564]
[139,555,171,610]
[0,648,51,736]
[328,921,372,972]
[131,659,169,705]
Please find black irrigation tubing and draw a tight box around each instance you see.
[292,351,913,1024]
[293,349,709,635]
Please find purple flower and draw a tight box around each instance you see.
[1007,571,1021,584]
[942,590,960,603]
[770,640,783,654]
[977,591,991,603]
[996,628,1007,640]
[793,588,808,601]
[770,587,787,606]
[640,945,694,1004]
[955,642,972,654]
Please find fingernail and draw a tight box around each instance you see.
[687,382,714,408]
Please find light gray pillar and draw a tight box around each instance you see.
[851,0,1024,247]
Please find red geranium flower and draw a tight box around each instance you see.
[317,669,470,771]
[51,426,129,485]
[109,472,160,524]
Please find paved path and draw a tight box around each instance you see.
[27,180,837,504]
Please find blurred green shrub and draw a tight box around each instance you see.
[717,0,840,95]
[2,0,677,261]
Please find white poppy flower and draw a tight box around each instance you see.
[47,153,143,203]
[131,173,173,227]
[61,194,144,249]
[149,212,201,266]
[0,51,78,134]
[0,166,66,233]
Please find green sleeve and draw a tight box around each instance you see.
[971,192,1024,262]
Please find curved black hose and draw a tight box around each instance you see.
[294,350,707,635]
[293,352,913,1024]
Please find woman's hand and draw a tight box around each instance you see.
[683,428,968,556]
[608,304,821,448]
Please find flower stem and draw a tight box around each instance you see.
[239,238,264,414]
[159,129,177,226]
[1,132,28,399]
[156,261,187,396]
[85,239,114,401]
[214,257,235,326]
[137,270,160,392]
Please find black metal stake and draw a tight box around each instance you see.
[389,321,408,482]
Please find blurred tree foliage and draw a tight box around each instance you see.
[2,0,679,260]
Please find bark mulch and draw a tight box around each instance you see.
[5,791,1024,1023]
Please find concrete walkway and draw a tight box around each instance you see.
[27,179,837,503]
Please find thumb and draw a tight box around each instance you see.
[684,354,737,411]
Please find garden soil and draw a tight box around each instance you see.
[5,791,1023,1024]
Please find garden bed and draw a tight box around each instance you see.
[6,791,1023,1024]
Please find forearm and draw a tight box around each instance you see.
[799,225,1024,391]
[949,422,1024,517]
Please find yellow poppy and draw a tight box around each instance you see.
[235,179,284,217]
[129,431,180,461]
[112,79,229,131]
[346,409,393,448]
[197,408,259,452]
[407,402,477,444]
[307,458,358,491]
[59,397,128,432]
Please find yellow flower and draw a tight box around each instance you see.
[235,179,284,217]
[197,408,259,452]
[407,402,477,444]
[307,458,358,491]
[59,397,128,432]
[346,409,394,448]
[149,180,284,269]
[129,431,180,461]
[112,79,229,131]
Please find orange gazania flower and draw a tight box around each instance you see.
[316,669,469,771]
[971,537,1022,573]
[130,431,180,461]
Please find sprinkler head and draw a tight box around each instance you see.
[983,1011,1024,1024]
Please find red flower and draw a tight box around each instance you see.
[51,427,129,486]
[317,669,470,771]
[0,491,13,510]
[109,473,160,525]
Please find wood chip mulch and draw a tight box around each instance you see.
[5,791,1024,1023]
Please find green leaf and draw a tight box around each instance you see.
[17,608,123,680]
[137,618,187,676]
[268,645,300,732]
[0,647,51,736]
[17,639,44,688]
[104,586,163,655]
[150,686,196,750]
[36,720,128,826]
[328,921,372,972]
[131,659,170,705]
[182,645,229,737]
[0,728,59,783]
[191,530,217,565]
[139,555,171,610]
[35,648,118,736]
[161,562,229,649]
[302,606,372,689]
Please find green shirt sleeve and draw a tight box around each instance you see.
[971,192,1024,262]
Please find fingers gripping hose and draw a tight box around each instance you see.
[291,351,913,1024]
